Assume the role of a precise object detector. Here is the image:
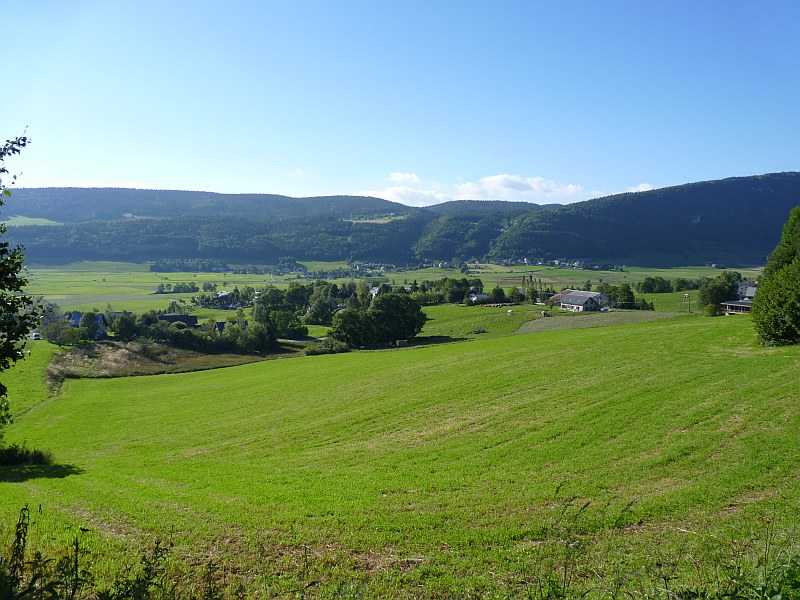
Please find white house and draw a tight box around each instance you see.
[559,290,608,312]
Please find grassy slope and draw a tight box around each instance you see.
[1,341,61,416]
[3,216,63,226]
[2,315,798,596]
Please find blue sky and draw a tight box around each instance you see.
[4,1,799,206]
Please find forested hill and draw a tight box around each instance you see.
[3,172,799,266]
[5,188,410,222]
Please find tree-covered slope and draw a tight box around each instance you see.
[6,188,411,222]
[3,172,799,266]
[489,172,800,265]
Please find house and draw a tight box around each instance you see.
[469,292,489,303]
[157,315,199,327]
[559,290,608,312]
[736,282,759,300]
[212,321,226,335]
[722,283,759,314]
[67,312,109,338]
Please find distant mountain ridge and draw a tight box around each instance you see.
[4,172,799,267]
[5,188,410,222]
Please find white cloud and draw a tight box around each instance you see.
[456,174,589,201]
[388,172,420,184]
[627,183,655,193]
[362,185,451,207]
[361,172,607,206]
[291,168,310,177]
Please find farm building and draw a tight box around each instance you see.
[722,284,758,314]
[559,290,608,312]
[721,299,753,314]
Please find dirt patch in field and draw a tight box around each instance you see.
[46,340,268,388]
[514,310,684,335]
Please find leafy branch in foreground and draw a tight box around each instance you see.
[1,136,40,444]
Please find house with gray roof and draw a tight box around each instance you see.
[559,290,608,312]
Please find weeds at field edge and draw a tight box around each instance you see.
[3,503,800,599]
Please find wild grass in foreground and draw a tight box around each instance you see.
[2,501,799,599]
[1,316,798,597]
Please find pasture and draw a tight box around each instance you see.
[2,313,798,597]
[23,261,759,316]
[475,264,761,292]
[24,262,279,313]
[2,215,62,226]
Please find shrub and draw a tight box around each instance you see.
[0,442,53,466]
[305,338,350,355]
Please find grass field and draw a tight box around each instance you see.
[24,262,282,312]
[2,215,63,226]
[472,264,762,291]
[2,313,798,597]
[24,261,760,316]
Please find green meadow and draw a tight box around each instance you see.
[24,262,280,313]
[2,215,63,226]
[475,264,761,291]
[2,310,799,597]
[24,261,758,316]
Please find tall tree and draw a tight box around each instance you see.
[0,136,39,442]
[329,308,374,347]
[368,292,426,342]
[752,207,800,345]
[697,271,740,316]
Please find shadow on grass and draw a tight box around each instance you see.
[409,335,469,346]
[0,463,84,483]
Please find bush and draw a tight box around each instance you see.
[305,338,350,355]
[0,442,53,466]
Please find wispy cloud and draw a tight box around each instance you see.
[360,172,451,206]
[361,171,607,206]
[388,172,421,184]
[627,183,655,193]
[457,174,589,201]
[291,167,310,177]
[362,185,451,207]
